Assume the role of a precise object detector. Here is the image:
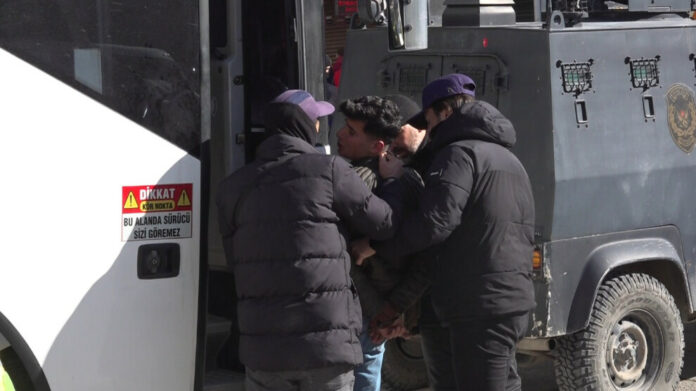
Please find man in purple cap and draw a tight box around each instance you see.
[354,74,535,391]
[384,94,428,162]
[216,89,399,391]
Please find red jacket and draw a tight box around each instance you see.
[332,55,343,87]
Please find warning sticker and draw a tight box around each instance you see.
[121,184,193,241]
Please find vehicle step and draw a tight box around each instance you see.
[203,369,245,391]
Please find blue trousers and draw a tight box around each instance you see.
[353,317,386,391]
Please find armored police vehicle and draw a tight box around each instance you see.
[337,0,696,389]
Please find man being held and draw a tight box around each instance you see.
[217,89,398,391]
[336,95,429,391]
[356,74,536,391]
[337,96,400,190]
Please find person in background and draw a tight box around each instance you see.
[324,54,338,105]
[332,47,344,87]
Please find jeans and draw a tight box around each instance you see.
[354,317,386,391]
[245,365,355,391]
[419,296,528,391]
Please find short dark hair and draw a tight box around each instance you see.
[430,94,475,116]
[339,96,401,142]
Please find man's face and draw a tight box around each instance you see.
[337,118,383,161]
[424,107,452,135]
[391,124,423,158]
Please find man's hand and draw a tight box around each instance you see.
[368,302,409,344]
[369,320,408,344]
[373,302,400,325]
[350,238,375,266]
[379,149,405,179]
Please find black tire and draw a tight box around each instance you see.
[553,273,684,391]
[381,336,429,390]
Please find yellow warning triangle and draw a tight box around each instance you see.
[124,192,139,209]
[177,190,192,207]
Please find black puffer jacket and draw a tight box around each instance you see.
[374,100,535,321]
[217,103,396,371]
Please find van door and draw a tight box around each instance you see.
[0,1,202,390]
[241,0,327,161]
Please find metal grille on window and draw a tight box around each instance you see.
[558,60,593,94]
[398,66,429,94]
[627,57,660,89]
[575,0,589,12]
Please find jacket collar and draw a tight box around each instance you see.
[351,157,379,170]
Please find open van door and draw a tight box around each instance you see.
[204,0,327,388]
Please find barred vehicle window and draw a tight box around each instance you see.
[0,0,201,155]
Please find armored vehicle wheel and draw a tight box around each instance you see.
[382,336,428,390]
[553,273,683,391]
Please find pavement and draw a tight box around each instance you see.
[517,322,696,391]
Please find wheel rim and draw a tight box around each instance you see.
[605,311,663,389]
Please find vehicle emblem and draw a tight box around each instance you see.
[666,83,696,153]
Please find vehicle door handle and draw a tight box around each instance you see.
[137,243,180,279]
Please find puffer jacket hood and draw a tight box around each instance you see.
[264,102,317,146]
[430,100,516,151]
[255,133,318,165]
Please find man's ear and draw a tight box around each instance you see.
[441,105,454,121]
[371,139,386,156]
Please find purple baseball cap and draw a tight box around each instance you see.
[272,89,335,122]
[408,74,476,128]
